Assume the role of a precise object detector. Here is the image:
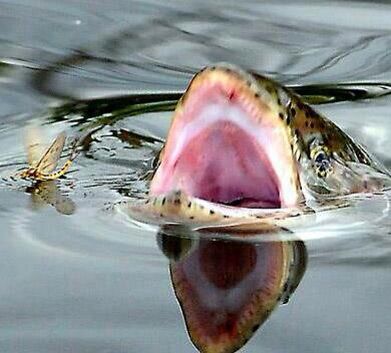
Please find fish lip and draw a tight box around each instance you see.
[151,65,300,208]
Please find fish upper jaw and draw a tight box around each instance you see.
[150,65,301,209]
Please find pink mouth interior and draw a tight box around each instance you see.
[150,80,294,208]
[166,121,280,208]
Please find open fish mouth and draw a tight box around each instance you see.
[118,64,390,229]
[150,65,300,209]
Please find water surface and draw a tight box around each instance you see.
[0,1,390,352]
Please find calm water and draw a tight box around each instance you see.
[0,1,390,352]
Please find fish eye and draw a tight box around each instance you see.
[313,150,332,177]
[314,151,326,164]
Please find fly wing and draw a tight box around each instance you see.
[24,126,46,167]
[35,132,67,173]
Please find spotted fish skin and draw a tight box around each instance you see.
[251,69,391,199]
[119,190,314,231]
[244,71,383,168]
[124,64,391,227]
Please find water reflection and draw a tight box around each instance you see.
[158,227,307,353]
[26,180,76,215]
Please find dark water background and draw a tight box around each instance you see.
[0,1,390,352]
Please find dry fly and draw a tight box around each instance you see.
[17,127,79,181]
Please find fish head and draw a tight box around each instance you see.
[151,64,390,210]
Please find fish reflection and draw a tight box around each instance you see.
[26,181,76,215]
[157,227,307,353]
